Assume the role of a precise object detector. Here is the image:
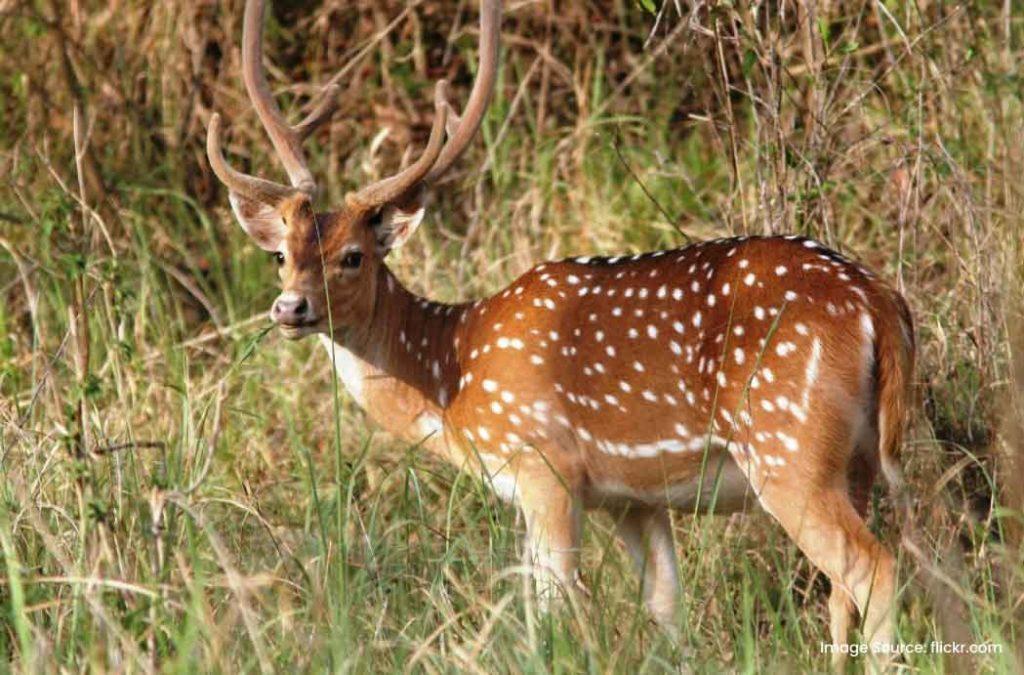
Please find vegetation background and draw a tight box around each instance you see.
[1,0,1022,671]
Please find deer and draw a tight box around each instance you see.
[206,0,914,667]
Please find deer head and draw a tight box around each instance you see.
[208,0,500,340]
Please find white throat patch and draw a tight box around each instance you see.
[319,334,368,408]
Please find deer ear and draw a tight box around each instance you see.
[229,192,288,251]
[374,199,426,255]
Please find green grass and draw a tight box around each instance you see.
[1,0,1023,672]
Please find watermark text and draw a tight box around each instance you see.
[819,641,1003,658]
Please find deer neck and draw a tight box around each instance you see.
[318,264,465,443]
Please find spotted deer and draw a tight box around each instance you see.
[207,0,914,663]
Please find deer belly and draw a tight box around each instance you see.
[583,451,753,513]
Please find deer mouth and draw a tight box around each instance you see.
[278,320,322,339]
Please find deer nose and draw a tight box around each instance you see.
[271,292,312,325]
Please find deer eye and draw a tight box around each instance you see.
[273,252,285,266]
[341,251,363,269]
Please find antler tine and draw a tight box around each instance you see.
[424,0,501,184]
[294,84,342,142]
[350,82,451,209]
[346,0,500,211]
[207,113,297,205]
[242,0,339,196]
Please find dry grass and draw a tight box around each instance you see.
[1,0,1022,671]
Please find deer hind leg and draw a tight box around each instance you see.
[517,468,585,610]
[756,484,895,666]
[614,505,679,630]
[829,450,881,653]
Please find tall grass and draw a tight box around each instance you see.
[1,0,1022,671]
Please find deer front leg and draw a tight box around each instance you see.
[517,470,584,610]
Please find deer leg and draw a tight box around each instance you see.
[614,505,679,630]
[518,472,584,610]
[757,485,895,670]
[828,587,857,666]
[828,451,879,660]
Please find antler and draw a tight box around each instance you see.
[240,0,337,195]
[424,0,501,184]
[348,83,450,208]
[209,0,501,210]
[350,0,501,209]
[207,0,339,202]
[207,113,297,204]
